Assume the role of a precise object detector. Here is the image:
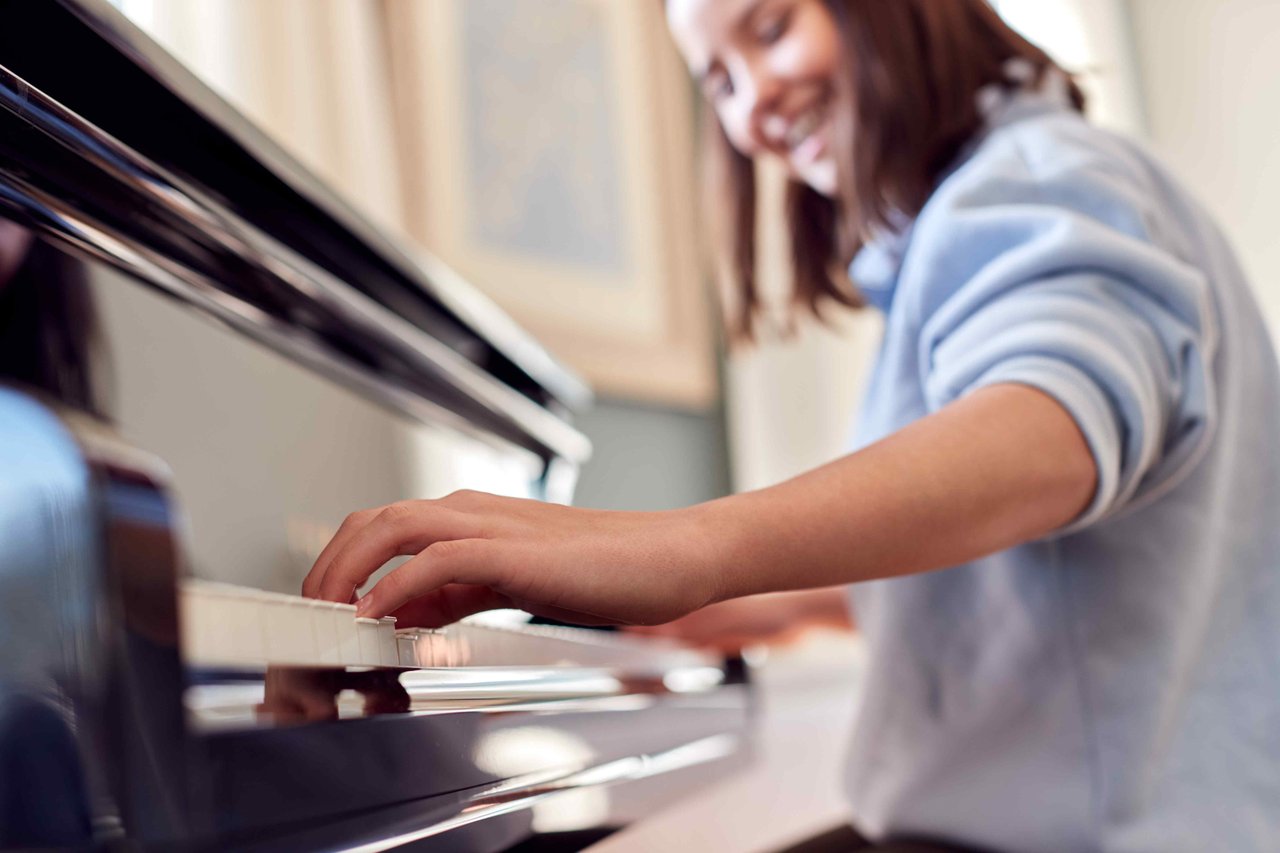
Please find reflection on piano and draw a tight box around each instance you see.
[0,1,751,849]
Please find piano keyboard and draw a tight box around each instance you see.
[179,579,715,673]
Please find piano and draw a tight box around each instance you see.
[0,1,751,850]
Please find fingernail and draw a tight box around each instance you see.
[355,594,374,616]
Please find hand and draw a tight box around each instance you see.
[301,491,724,628]
[626,588,853,654]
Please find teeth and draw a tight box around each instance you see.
[786,107,823,151]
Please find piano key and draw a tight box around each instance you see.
[337,606,362,666]
[308,599,341,665]
[378,617,399,666]
[178,582,219,665]
[179,579,718,673]
[396,632,418,667]
[227,593,265,665]
[355,617,383,666]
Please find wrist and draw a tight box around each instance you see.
[682,491,775,604]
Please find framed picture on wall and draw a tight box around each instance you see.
[387,0,717,409]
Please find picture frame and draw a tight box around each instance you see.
[388,0,717,409]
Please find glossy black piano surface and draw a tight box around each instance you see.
[0,1,752,850]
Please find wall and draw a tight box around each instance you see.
[1125,0,1280,330]
[994,0,1145,134]
[572,398,731,511]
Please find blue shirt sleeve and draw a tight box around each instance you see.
[904,132,1220,532]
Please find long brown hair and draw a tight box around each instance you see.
[0,234,107,418]
[703,0,1085,342]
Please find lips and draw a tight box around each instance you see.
[780,97,832,168]
[783,101,830,168]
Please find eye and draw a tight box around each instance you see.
[703,69,734,102]
[756,9,792,45]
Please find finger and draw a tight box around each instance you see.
[388,583,516,628]
[302,506,384,599]
[354,538,503,620]
[317,503,479,603]
[295,690,339,722]
[393,587,618,629]
[257,699,304,724]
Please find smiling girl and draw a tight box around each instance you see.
[304,2,1280,849]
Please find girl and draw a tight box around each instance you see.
[304,1,1280,849]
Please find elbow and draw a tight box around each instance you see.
[1057,441,1100,528]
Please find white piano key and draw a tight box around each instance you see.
[402,629,435,667]
[265,593,308,665]
[403,630,427,667]
[226,594,264,666]
[452,631,473,668]
[178,579,721,675]
[310,599,341,665]
[422,630,442,666]
[337,607,362,665]
[397,633,418,667]
[424,630,443,667]
[290,599,316,664]
[178,583,217,664]
[258,593,286,663]
[250,592,274,667]
[355,617,382,666]
[378,617,399,666]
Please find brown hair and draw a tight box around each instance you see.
[0,234,108,418]
[703,0,1085,342]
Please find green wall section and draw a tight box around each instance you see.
[573,398,731,511]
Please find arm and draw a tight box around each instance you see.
[700,382,1095,598]
[626,586,855,653]
[302,382,1095,626]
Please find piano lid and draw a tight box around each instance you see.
[0,0,591,466]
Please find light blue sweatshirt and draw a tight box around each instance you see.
[843,83,1280,852]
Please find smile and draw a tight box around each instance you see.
[784,102,829,161]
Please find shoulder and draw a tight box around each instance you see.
[924,109,1172,244]
[891,109,1212,327]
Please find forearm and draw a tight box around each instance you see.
[699,383,1097,600]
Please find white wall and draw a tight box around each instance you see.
[995,0,1146,135]
[1125,0,1280,330]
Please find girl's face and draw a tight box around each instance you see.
[667,0,841,197]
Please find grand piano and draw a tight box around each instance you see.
[0,1,751,849]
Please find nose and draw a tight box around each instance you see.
[727,58,785,157]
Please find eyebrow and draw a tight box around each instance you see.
[692,0,768,85]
